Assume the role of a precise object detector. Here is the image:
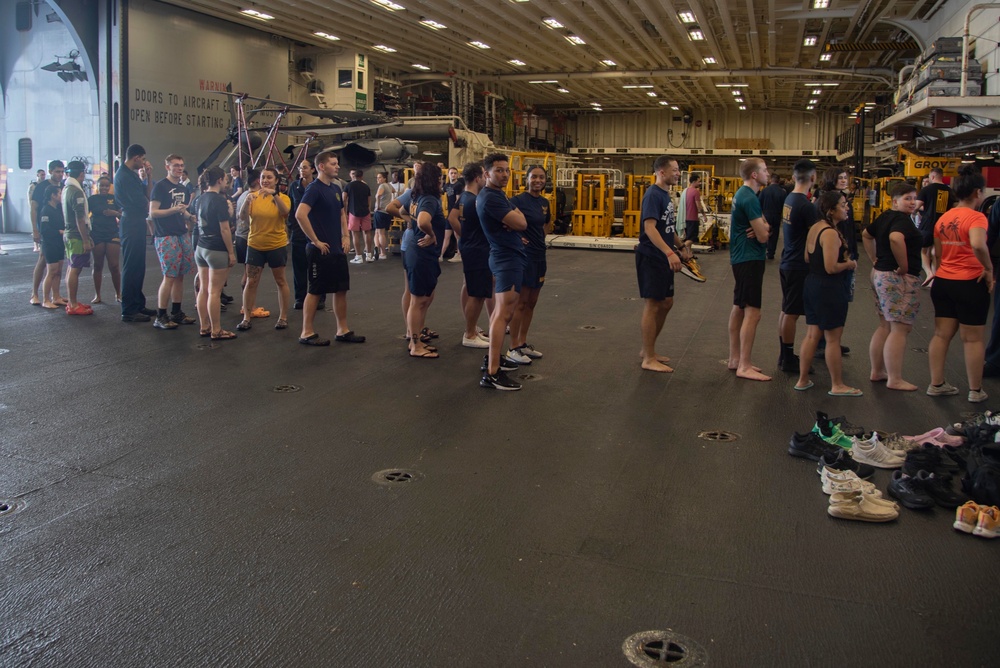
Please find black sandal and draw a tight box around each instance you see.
[335,331,366,343]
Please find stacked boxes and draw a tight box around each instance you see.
[893,37,982,112]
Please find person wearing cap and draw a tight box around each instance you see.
[115,144,156,322]
[62,160,94,315]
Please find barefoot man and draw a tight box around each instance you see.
[728,158,772,381]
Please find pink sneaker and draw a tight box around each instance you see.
[903,427,964,447]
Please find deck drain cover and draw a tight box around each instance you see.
[272,384,302,393]
[371,469,423,485]
[911,347,928,353]
[623,630,707,667]
[0,349,9,356]
[195,343,219,350]
[579,325,603,331]
[0,499,26,517]
[698,430,739,442]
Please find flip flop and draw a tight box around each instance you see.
[335,331,365,343]
[210,330,237,340]
[299,333,330,346]
[199,328,211,337]
[793,382,814,391]
[409,349,439,358]
[828,388,864,397]
[29,299,42,306]
[420,327,439,339]
[274,319,288,330]
[407,344,436,353]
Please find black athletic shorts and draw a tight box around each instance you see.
[522,257,546,290]
[636,250,674,300]
[306,245,350,295]
[373,211,392,230]
[234,236,248,264]
[685,220,699,245]
[247,245,287,269]
[464,267,493,299]
[930,276,990,326]
[732,260,765,309]
[780,268,808,316]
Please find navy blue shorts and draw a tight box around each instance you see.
[522,257,546,290]
[635,250,674,300]
[407,252,441,297]
[491,257,523,294]
[373,211,392,230]
[464,267,493,299]
[306,245,349,295]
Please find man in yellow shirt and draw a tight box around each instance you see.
[238,167,292,331]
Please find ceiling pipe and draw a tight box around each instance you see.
[962,4,1000,92]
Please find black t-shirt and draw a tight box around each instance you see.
[445,181,460,211]
[88,194,119,239]
[150,179,191,236]
[39,202,64,236]
[197,192,232,252]
[758,183,786,224]
[779,192,818,271]
[510,192,548,260]
[917,183,954,234]
[343,180,371,217]
[866,210,922,276]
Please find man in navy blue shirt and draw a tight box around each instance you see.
[476,153,527,390]
[636,156,684,373]
[294,151,364,346]
[777,159,819,372]
[114,145,157,322]
[448,162,492,348]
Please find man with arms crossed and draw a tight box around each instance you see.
[637,156,684,372]
[728,158,771,381]
[477,153,527,391]
[294,151,365,346]
[114,145,157,322]
[777,159,819,372]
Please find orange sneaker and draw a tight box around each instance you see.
[953,501,981,534]
[973,505,1000,539]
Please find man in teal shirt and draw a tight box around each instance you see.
[728,158,771,381]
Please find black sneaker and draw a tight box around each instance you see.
[921,471,969,508]
[481,355,517,373]
[293,301,303,310]
[779,354,801,373]
[480,370,522,391]
[829,415,866,437]
[220,292,234,305]
[170,311,196,325]
[887,470,936,509]
[139,307,157,317]
[902,445,960,477]
[788,431,842,461]
[816,450,875,480]
[815,344,850,358]
[121,312,151,322]
[153,315,178,330]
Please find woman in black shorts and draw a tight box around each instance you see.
[38,185,67,309]
[927,165,994,402]
[796,190,859,395]
[87,176,122,304]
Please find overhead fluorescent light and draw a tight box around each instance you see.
[688,28,705,41]
[646,91,658,97]
[314,31,340,41]
[678,11,696,24]
[412,63,431,70]
[372,44,397,53]
[419,19,447,30]
[812,0,830,8]
[371,0,404,11]
[589,102,602,106]
[807,105,815,110]
[809,98,819,104]
[805,82,840,87]
[803,36,818,46]
[557,88,570,93]
[659,100,670,106]
[670,105,680,110]
[716,83,748,88]
[703,56,716,64]
[812,89,822,95]
[508,59,526,66]
[820,53,832,61]
[468,41,491,49]
[739,105,747,110]
[240,8,274,20]
[601,59,617,67]
[565,35,586,45]
[734,97,743,103]
[528,80,559,84]
[731,90,741,95]
[622,85,654,89]
[542,17,563,29]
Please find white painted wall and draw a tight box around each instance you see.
[0,0,99,234]
[126,0,291,171]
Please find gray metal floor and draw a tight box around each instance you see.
[1,234,998,667]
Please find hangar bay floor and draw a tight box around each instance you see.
[1,235,997,667]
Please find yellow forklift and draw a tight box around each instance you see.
[571,173,614,237]
[622,174,653,238]
[505,150,558,227]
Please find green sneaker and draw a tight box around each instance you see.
[812,420,854,449]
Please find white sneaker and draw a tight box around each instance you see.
[850,433,905,469]
[822,476,882,497]
[521,343,543,359]
[927,381,960,397]
[349,255,364,264]
[448,252,463,263]
[462,334,490,349]
[969,389,989,403]
[828,492,899,521]
[365,253,375,263]
[505,347,532,365]
[378,253,389,261]
[476,327,489,340]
